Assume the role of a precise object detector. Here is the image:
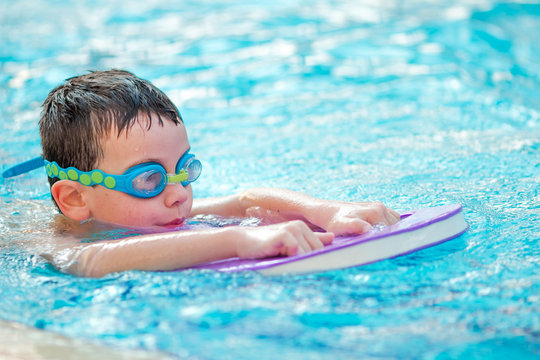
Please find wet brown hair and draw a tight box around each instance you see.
[39,69,182,189]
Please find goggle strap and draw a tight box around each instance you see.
[2,156,45,178]
[44,160,122,190]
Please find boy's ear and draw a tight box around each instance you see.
[51,180,91,222]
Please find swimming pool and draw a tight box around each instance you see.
[1,0,538,358]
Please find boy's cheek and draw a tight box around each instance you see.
[85,186,194,227]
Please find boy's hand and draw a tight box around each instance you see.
[236,221,334,259]
[313,201,401,236]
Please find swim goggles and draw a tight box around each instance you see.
[2,151,202,198]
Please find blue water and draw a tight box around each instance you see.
[1,0,539,359]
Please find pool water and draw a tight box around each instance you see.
[1,0,539,359]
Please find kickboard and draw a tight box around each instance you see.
[187,204,468,275]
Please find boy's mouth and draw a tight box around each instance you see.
[161,218,186,228]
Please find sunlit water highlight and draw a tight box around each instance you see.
[0,0,539,359]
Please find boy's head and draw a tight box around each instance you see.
[40,69,182,182]
[40,70,196,227]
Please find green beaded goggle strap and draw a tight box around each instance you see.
[45,161,126,188]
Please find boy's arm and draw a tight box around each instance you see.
[50,220,333,278]
[191,188,401,236]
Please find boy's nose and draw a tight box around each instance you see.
[163,183,190,208]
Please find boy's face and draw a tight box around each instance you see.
[81,113,193,228]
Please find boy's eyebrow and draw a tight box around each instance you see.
[122,148,191,172]
[125,158,163,168]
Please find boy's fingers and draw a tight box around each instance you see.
[315,232,334,246]
[390,209,401,223]
[302,233,323,252]
[355,202,398,226]
[278,221,334,257]
[382,208,401,225]
[328,218,372,236]
[296,232,332,255]
[298,240,310,255]
[279,235,299,256]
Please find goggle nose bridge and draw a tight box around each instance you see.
[166,170,189,184]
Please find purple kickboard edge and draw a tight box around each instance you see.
[186,204,467,273]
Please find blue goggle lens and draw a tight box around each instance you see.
[181,157,202,185]
[131,169,167,196]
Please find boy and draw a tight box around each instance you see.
[6,70,400,277]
